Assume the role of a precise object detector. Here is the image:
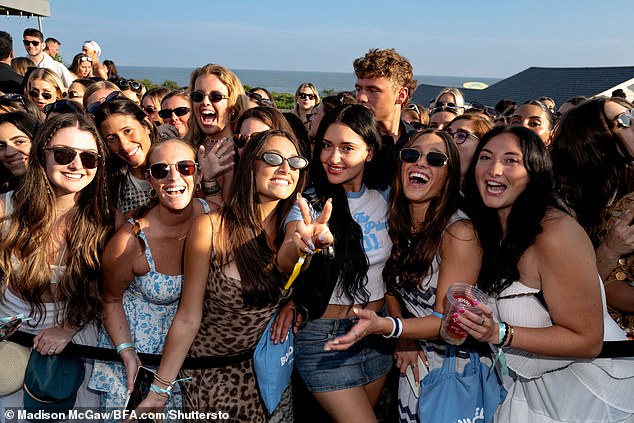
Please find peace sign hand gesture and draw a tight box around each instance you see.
[292,194,334,254]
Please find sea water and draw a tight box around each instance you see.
[117,66,501,94]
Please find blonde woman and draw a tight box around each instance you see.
[25,68,66,110]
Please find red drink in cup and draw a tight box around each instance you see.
[439,283,488,346]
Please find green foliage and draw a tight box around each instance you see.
[53,54,68,68]
[139,78,157,89]
[273,92,295,110]
[162,80,180,90]
[321,88,336,96]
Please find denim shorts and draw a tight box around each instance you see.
[294,310,394,392]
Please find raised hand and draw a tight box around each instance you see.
[197,137,235,181]
[292,194,333,254]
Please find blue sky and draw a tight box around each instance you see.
[1,0,631,78]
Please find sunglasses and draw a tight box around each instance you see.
[68,91,83,99]
[448,130,478,145]
[232,132,262,149]
[86,91,121,115]
[158,106,190,119]
[23,40,40,47]
[246,91,273,106]
[45,146,101,169]
[616,110,633,128]
[0,93,27,105]
[469,102,499,117]
[258,152,308,170]
[399,148,449,167]
[79,56,92,62]
[148,160,198,179]
[189,90,229,103]
[298,93,316,100]
[28,90,53,100]
[43,100,84,115]
[405,104,422,115]
[117,78,141,92]
[143,106,157,115]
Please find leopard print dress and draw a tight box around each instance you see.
[178,257,291,423]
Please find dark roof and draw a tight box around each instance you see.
[411,66,634,108]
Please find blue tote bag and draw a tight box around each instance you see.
[253,312,294,414]
[418,346,507,423]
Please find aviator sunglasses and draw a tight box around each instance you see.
[158,106,190,119]
[258,152,308,170]
[399,148,449,167]
[616,110,633,128]
[44,146,101,169]
[148,160,198,179]
[189,90,229,103]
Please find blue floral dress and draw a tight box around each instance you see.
[89,200,209,410]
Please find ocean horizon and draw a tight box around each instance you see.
[117,66,502,95]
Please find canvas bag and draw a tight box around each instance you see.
[418,346,507,423]
[253,311,294,414]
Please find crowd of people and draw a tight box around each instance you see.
[0,26,633,423]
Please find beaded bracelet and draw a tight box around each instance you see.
[115,342,136,355]
[505,324,515,347]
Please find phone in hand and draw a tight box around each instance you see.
[0,317,23,341]
[125,366,156,421]
[405,355,429,398]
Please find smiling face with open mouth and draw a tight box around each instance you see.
[147,140,199,212]
[401,132,449,205]
[475,132,530,221]
[193,74,232,139]
[44,127,99,198]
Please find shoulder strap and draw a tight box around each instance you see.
[198,198,211,213]
[129,218,155,272]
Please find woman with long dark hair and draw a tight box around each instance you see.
[323,129,482,422]
[0,111,41,192]
[0,113,113,410]
[133,129,311,422]
[458,125,634,422]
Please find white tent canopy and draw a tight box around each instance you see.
[0,0,50,31]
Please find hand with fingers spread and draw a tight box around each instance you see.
[198,137,235,181]
[453,302,499,344]
[292,194,334,254]
[324,307,388,351]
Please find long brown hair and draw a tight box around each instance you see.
[0,114,113,327]
[383,129,461,291]
[217,129,307,306]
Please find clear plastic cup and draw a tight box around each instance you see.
[439,283,488,345]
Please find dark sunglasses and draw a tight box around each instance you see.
[410,122,427,131]
[469,102,499,117]
[246,91,273,106]
[148,160,198,179]
[158,106,190,119]
[45,146,101,169]
[232,131,264,149]
[117,78,141,92]
[405,104,422,115]
[43,100,84,115]
[616,110,633,128]
[189,90,229,103]
[258,152,308,170]
[0,93,27,105]
[142,106,157,115]
[448,130,478,145]
[298,93,316,100]
[399,148,448,167]
[23,40,40,47]
[86,91,121,115]
[28,90,53,100]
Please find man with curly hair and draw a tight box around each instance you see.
[354,48,418,179]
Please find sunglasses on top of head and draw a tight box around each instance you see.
[44,146,101,169]
[399,148,448,167]
[258,152,308,170]
[43,100,84,116]
[86,91,121,115]
[148,160,198,179]
[616,110,633,128]
[189,90,229,103]
[79,56,92,62]
[118,78,141,92]
[246,91,273,106]
[158,107,190,119]
[469,102,499,117]
[298,93,316,100]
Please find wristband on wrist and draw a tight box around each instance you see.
[202,184,222,196]
[494,322,508,347]
[150,383,172,399]
[394,317,403,338]
[115,342,136,355]
[382,316,397,338]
